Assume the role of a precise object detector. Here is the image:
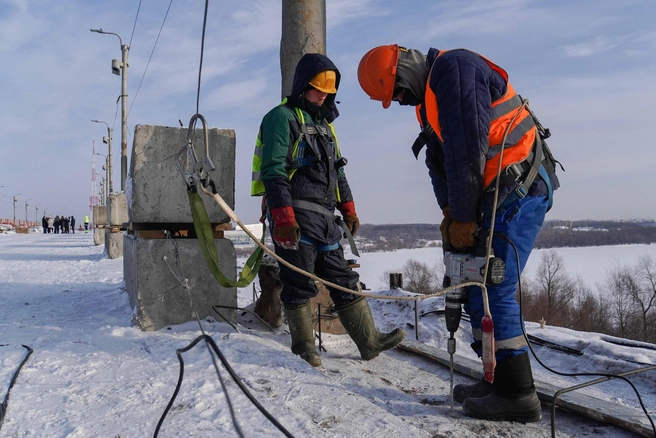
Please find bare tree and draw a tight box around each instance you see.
[631,255,656,342]
[604,262,635,338]
[535,250,576,327]
[403,259,440,295]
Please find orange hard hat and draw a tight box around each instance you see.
[357,44,400,109]
[309,70,337,94]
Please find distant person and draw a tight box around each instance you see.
[83,215,89,233]
[47,216,54,233]
[70,216,76,233]
[252,53,405,367]
[54,215,60,234]
[42,215,47,234]
[358,44,561,422]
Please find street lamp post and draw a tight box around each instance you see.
[90,28,128,192]
[35,205,40,223]
[12,193,20,226]
[91,120,113,194]
[95,152,109,203]
[24,199,31,224]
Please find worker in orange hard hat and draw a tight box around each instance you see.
[252,53,405,368]
[358,44,562,423]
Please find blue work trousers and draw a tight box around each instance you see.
[464,194,549,361]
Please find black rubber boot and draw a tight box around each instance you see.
[336,297,406,360]
[285,302,321,367]
[453,378,493,403]
[462,353,542,423]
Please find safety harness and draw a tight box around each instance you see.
[252,101,360,256]
[411,97,561,212]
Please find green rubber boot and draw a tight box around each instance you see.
[336,297,406,360]
[285,302,321,367]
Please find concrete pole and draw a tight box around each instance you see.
[12,194,19,226]
[280,0,326,99]
[120,43,129,192]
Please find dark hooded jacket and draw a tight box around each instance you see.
[259,53,354,245]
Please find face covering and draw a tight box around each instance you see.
[399,89,423,106]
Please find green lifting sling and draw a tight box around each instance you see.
[188,189,264,288]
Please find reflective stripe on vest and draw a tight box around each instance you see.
[251,100,342,198]
[420,51,536,189]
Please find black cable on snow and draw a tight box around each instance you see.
[0,345,33,431]
[154,334,295,438]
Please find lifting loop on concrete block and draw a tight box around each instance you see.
[177,113,216,190]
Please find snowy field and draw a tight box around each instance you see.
[0,232,655,437]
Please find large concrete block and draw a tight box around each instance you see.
[123,234,237,331]
[109,193,128,226]
[106,230,124,259]
[93,228,104,246]
[93,206,107,226]
[128,125,235,224]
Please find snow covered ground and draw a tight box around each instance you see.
[1,232,654,437]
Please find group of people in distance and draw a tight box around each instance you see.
[42,215,76,234]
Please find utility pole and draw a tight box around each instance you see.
[12,194,20,226]
[280,0,326,98]
[24,200,30,223]
[91,120,113,194]
[90,28,128,191]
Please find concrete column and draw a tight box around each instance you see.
[280,0,326,98]
[105,193,128,259]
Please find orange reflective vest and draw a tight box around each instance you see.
[417,51,536,189]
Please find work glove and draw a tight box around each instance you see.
[439,206,453,248]
[338,201,360,236]
[448,220,478,251]
[270,206,300,250]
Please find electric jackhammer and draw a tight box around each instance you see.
[442,229,505,407]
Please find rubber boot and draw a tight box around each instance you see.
[285,302,321,367]
[462,352,542,422]
[336,296,406,360]
[453,378,493,403]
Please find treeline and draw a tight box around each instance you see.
[535,220,656,248]
[521,250,656,343]
[356,220,656,252]
[391,252,656,344]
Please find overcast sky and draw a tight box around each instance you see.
[1,0,655,224]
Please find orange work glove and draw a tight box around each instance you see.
[338,201,360,236]
[439,206,453,247]
[271,206,300,250]
[448,220,478,251]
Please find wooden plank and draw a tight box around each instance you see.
[133,229,223,239]
[398,339,654,438]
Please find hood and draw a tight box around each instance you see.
[395,48,429,103]
[288,53,341,122]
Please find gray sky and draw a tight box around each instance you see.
[1,0,655,224]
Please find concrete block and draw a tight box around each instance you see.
[128,125,235,224]
[109,193,128,226]
[93,228,104,246]
[123,234,237,331]
[93,206,108,226]
[106,230,124,259]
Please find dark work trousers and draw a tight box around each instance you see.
[275,242,360,309]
